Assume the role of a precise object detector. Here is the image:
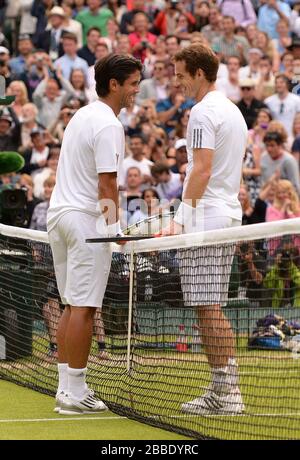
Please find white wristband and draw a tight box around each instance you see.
[173,202,194,226]
[106,220,122,236]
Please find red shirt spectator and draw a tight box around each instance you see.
[128,12,157,62]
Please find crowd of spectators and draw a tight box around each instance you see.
[0,0,300,311]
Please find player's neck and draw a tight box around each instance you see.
[195,82,216,103]
[99,96,120,116]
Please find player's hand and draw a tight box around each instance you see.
[157,220,183,237]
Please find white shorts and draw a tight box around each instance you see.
[178,212,241,307]
[48,211,112,307]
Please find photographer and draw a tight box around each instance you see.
[229,241,267,307]
[264,247,300,308]
[128,12,157,63]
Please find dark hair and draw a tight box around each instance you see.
[61,32,78,43]
[260,55,272,65]
[130,133,146,144]
[275,73,290,87]
[87,27,101,36]
[174,44,219,82]
[151,162,170,177]
[141,188,160,200]
[166,35,181,45]
[94,54,142,97]
[264,131,284,145]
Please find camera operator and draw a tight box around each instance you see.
[264,246,300,308]
[229,241,267,307]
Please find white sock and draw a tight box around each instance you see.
[211,358,239,393]
[57,363,68,395]
[68,367,87,400]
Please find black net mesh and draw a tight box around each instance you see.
[1,226,300,440]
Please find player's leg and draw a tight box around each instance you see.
[57,212,112,415]
[93,308,110,360]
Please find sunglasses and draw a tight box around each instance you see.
[241,87,253,91]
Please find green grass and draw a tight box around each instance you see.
[0,380,189,440]
[1,334,300,440]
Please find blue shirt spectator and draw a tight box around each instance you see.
[257,0,291,39]
[53,32,89,81]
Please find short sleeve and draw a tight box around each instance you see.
[94,125,124,174]
[189,111,216,150]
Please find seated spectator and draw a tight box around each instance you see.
[174,108,190,139]
[254,30,280,72]
[154,1,195,36]
[53,32,89,81]
[248,108,273,150]
[69,68,89,104]
[193,0,210,32]
[257,0,291,40]
[237,78,268,129]
[33,66,76,129]
[129,100,162,136]
[272,18,292,55]
[171,138,187,174]
[239,47,263,82]
[75,0,114,43]
[242,140,261,206]
[265,74,300,137]
[0,108,21,152]
[31,0,56,44]
[165,35,181,59]
[263,247,300,308]
[291,113,300,167]
[120,134,154,189]
[174,12,195,47]
[86,41,110,101]
[48,105,77,143]
[266,120,291,150]
[115,34,131,55]
[128,187,161,225]
[20,102,44,153]
[211,15,249,65]
[128,12,157,63]
[229,241,266,308]
[266,179,300,223]
[239,181,277,225]
[100,17,120,52]
[9,34,34,79]
[0,46,13,87]
[136,61,168,105]
[280,51,294,81]
[151,162,182,201]
[33,144,60,199]
[107,0,127,24]
[216,55,242,103]
[156,77,194,134]
[77,26,101,66]
[20,49,53,100]
[21,128,50,176]
[217,0,256,28]
[16,173,41,227]
[30,175,56,230]
[61,1,84,48]
[246,24,258,48]
[255,55,276,101]
[261,131,300,194]
[143,36,170,79]
[201,5,223,43]
[120,166,143,227]
[35,6,66,61]
[7,80,29,119]
[120,0,145,34]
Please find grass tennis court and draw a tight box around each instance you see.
[0,380,189,440]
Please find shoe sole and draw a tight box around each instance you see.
[59,407,108,415]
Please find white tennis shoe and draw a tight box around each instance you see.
[58,389,108,415]
[181,387,244,416]
[54,391,66,413]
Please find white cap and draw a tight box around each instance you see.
[0,46,9,55]
[175,138,187,150]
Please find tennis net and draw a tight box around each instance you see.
[0,219,300,439]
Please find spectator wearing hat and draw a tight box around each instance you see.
[171,138,187,174]
[75,0,114,45]
[265,73,300,137]
[239,48,263,82]
[77,27,101,66]
[53,32,89,81]
[237,78,268,129]
[35,6,67,61]
[211,15,249,65]
[21,128,50,176]
[217,0,257,28]
[257,0,291,40]
[9,34,34,79]
[33,65,77,129]
[0,46,13,87]
[0,108,21,151]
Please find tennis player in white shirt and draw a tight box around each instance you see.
[47,54,142,415]
[161,44,248,415]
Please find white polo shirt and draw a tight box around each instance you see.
[183,90,248,220]
[47,100,125,231]
[265,92,300,136]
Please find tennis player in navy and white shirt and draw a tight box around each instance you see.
[161,44,248,416]
[47,54,142,416]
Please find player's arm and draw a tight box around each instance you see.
[98,172,119,226]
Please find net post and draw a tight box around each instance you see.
[126,244,135,372]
